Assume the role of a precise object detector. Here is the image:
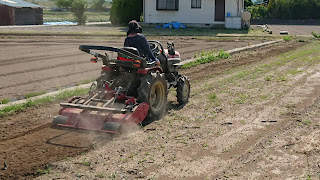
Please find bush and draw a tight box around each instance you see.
[312,32,320,39]
[247,5,268,19]
[110,0,143,25]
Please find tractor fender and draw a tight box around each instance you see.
[137,67,163,75]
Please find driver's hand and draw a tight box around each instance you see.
[156,59,160,66]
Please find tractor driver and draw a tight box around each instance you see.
[124,20,160,66]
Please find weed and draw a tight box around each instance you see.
[283,35,292,41]
[264,75,272,81]
[81,159,91,166]
[182,50,230,69]
[222,147,229,152]
[36,165,52,176]
[235,94,248,104]
[202,143,209,148]
[95,173,105,178]
[149,156,155,162]
[312,31,320,39]
[217,50,230,59]
[303,119,312,125]
[0,99,9,105]
[109,172,117,179]
[178,139,188,145]
[208,93,217,102]
[306,154,312,180]
[138,158,147,164]
[277,75,287,81]
[25,90,47,98]
[118,157,128,163]
[261,94,270,100]
[240,120,246,124]
[288,69,303,75]
[148,174,157,180]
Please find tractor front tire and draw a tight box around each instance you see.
[176,75,190,104]
[137,71,167,118]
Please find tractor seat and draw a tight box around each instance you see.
[120,47,140,57]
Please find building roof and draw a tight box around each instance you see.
[0,0,42,8]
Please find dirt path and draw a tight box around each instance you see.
[2,40,320,179]
[0,36,260,101]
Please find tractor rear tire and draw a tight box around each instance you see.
[137,71,167,118]
[176,75,190,104]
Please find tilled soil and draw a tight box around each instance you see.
[0,36,260,101]
[2,40,319,179]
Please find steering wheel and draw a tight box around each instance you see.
[149,42,160,57]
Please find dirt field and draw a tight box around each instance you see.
[0,36,261,101]
[1,38,320,179]
[267,25,320,35]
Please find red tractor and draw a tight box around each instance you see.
[52,41,190,133]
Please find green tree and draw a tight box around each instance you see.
[267,0,277,18]
[245,0,253,7]
[92,0,106,12]
[110,0,143,25]
[56,0,73,10]
[71,0,87,25]
[55,0,88,25]
[247,5,268,19]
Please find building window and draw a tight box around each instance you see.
[156,0,179,10]
[191,0,201,8]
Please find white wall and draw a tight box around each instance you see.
[225,0,242,17]
[144,0,215,24]
[144,0,243,24]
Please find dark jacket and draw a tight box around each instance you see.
[124,34,157,63]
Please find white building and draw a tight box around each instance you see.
[143,0,244,29]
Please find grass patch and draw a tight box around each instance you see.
[25,90,47,98]
[0,99,10,105]
[0,87,89,117]
[283,35,292,41]
[208,93,221,107]
[182,50,230,69]
[36,165,52,176]
[208,93,218,102]
[288,69,303,75]
[235,94,248,104]
[277,75,287,81]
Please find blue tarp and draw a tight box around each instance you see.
[43,21,77,25]
[162,22,186,29]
